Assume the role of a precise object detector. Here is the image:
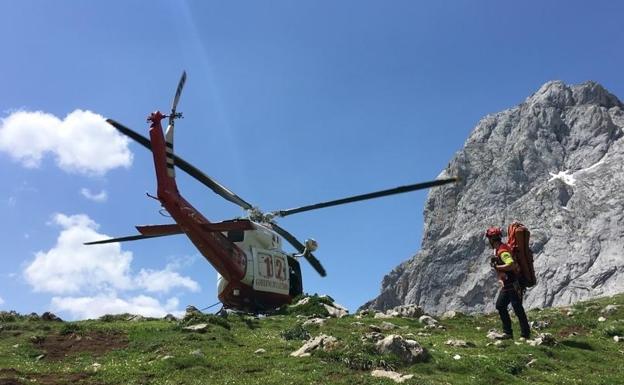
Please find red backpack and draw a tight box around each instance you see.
[507,222,537,288]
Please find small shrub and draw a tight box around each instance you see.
[603,325,624,337]
[180,313,231,330]
[99,313,132,322]
[317,345,399,372]
[165,355,211,370]
[0,311,18,322]
[280,325,310,341]
[278,294,334,317]
[59,323,83,335]
[503,358,526,376]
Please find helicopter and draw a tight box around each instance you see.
[85,72,458,312]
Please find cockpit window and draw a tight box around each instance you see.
[227,230,244,243]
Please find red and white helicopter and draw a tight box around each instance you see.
[86,72,457,312]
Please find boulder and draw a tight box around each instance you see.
[487,329,511,340]
[387,305,423,318]
[323,303,348,318]
[26,312,39,321]
[375,335,428,364]
[164,314,177,322]
[184,305,202,320]
[254,348,266,354]
[445,339,475,348]
[183,323,209,333]
[442,310,459,319]
[527,333,556,346]
[291,297,311,307]
[380,321,398,331]
[302,318,326,327]
[529,320,550,330]
[419,315,438,326]
[362,332,385,342]
[601,305,619,315]
[41,312,63,322]
[290,334,338,357]
[371,370,414,383]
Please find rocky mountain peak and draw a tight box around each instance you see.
[363,81,624,315]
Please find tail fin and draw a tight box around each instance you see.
[165,123,175,178]
[148,111,178,195]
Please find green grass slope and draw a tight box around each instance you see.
[1,294,623,385]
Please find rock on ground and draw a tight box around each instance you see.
[324,303,348,318]
[183,323,209,333]
[446,339,475,348]
[371,370,414,383]
[487,330,511,340]
[40,312,63,322]
[527,333,557,346]
[302,318,326,327]
[290,334,338,358]
[602,305,619,315]
[375,335,428,364]
[419,315,438,326]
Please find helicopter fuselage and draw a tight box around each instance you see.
[148,111,301,311]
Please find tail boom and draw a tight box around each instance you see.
[147,112,246,282]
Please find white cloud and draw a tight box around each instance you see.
[24,213,133,294]
[0,110,133,175]
[135,266,200,293]
[80,188,108,203]
[0,296,4,305]
[51,294,182,320]
[23,213,199,296]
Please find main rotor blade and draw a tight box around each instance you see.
[84,233,179,245]
[107,119,254,211]
[170,71,187,127]
[269,222,326,277]
[272,177,458,218]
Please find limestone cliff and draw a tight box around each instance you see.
[362,81,624,315]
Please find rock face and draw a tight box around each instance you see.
[363,81,624,315]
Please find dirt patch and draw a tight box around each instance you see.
[557,325,588,338]
[0,369,24,385]
[30,373,92,385]
[34,330,128,360]
[0,368,95,385]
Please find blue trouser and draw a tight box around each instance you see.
[496,287,530,338]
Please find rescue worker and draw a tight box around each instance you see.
[486,227,531,339]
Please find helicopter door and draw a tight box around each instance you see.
[252,248,290,295]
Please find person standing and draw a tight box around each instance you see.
[486,227,531,339]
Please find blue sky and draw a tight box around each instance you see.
[1,1,622,319]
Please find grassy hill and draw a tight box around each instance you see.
[1,294,623,385]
